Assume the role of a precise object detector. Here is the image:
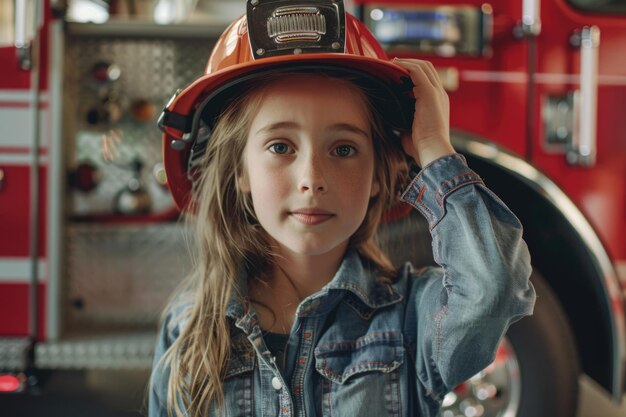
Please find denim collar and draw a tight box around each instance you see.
[225,249,403,324]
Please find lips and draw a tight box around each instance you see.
[290,208,335,225]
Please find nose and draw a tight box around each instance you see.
[298,153,327,194]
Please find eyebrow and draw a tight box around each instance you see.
[255,122,370,138]
[331,123,370,139]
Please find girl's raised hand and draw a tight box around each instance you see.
[393,58,456,167]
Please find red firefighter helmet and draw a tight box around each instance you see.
[159,0,414,210]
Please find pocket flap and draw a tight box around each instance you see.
[314,331,404,384]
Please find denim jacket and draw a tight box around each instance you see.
[149,153,536,417]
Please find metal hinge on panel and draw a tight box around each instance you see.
[543,93,575,151]
[514,0,542,38]
[543,26,600,167]
[14,0,37,71]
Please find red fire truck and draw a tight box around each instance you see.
[0,1,624,416]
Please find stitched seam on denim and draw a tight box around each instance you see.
[395,357,402,417]
[316,331,402,351]
[249,371,254,417]
[400,177,437,222]
[387,366,393,415]
[401,174,422,200]
[435,173,483,207]
[429,179,483,230]
[224,355,254,378]
[420,153,465,172]
[437,175,483,201]
[239,377,243,417]
[433,305,448,364]
[243,374,247,417]
[321,360,397,381]
[330,279,404,302]
[293,319,314,416]
[326,377,332,417]
[415,184,435,221]
[412,184,436,223]
[388,360,401,417]
[332,283,369,302]
[432,307,444,363]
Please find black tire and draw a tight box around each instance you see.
[506,271,581,417]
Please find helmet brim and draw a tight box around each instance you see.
[162,53,414,211]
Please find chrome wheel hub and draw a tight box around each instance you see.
[439,338,521,417]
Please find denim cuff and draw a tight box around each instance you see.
[399,153,484,229]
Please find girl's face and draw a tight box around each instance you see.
[241,75,379,260]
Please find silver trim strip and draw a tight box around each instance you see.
[28,0,43,346]
[0,154,49,164]
[14,0,34,70]
[522,0,541,36]
[0,91,49,102]
[47,19,64,342]
[570,26,600,167]
[452,133,626,400]
[0,108,50,148]
[0,258,47,281]
[460,70,626,86]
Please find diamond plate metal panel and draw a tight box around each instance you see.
[0,338,30,371]
[56,30,215,370]
[36,332,156,369]
[64,35,214,215]
[66,223,192,327]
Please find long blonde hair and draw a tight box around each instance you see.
[154,72,407,417]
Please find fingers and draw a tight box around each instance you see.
[393,58,441,90]
[391,58,453,166]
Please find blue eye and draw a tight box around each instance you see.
[333,145,356,157]
[269,143,291,154]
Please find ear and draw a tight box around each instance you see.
[370,179,380,198]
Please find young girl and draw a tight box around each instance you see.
[150,2,536,417]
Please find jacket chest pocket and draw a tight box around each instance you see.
[314,332,405,417]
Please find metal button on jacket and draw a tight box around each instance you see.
[271,376,282,390]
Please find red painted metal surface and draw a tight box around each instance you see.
[356,0,626,262]
[0,165,31,257]
[0,0,51,343]
[0,283,46,340]
[530,0,626,260]
[0,165,47,257]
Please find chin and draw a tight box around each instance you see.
[280,238,349,258]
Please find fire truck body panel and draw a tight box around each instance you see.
[531,0,626,262]
[0,0,52,344]
[0,106,50,342]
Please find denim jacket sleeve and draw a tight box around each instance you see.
[399,153,536,401]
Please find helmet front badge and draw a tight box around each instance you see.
[248,0,345,58]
